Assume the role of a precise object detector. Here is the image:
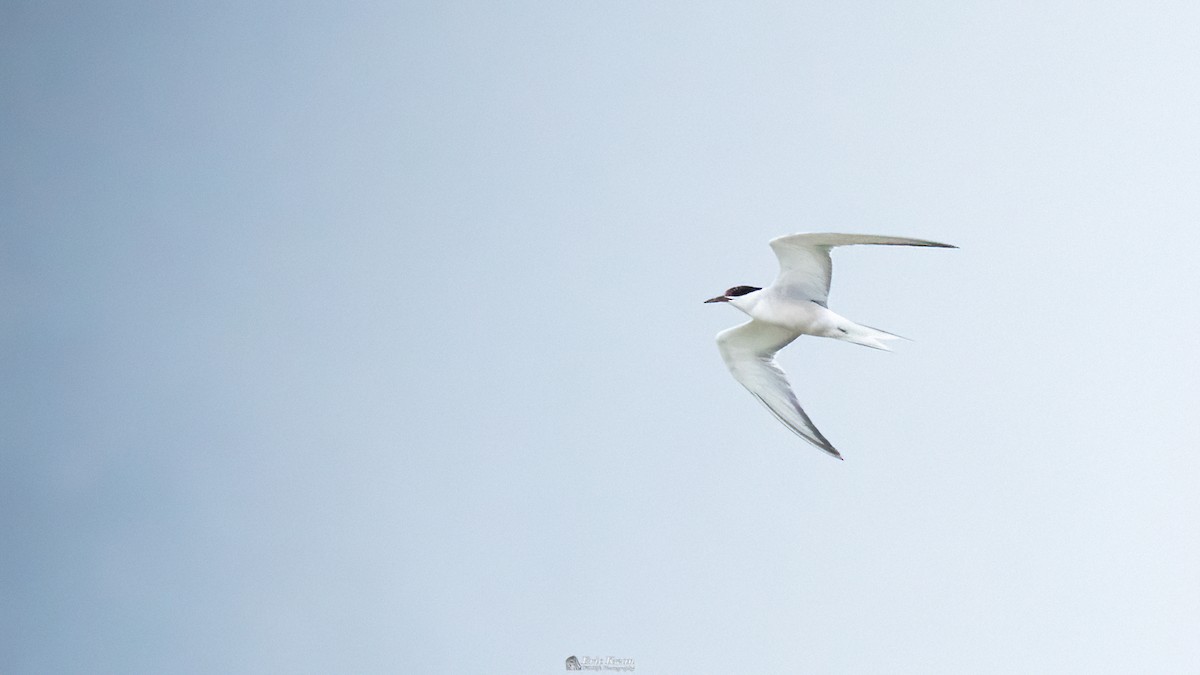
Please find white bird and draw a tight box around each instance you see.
[704,233,955,459]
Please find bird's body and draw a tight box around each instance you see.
[723,289,852,339]
[705,232,955,459]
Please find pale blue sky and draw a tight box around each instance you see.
[3,1,1199,673]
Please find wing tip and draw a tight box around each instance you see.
[769,232,959,250]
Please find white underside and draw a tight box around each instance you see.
[729,290,900,351]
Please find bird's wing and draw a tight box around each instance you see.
[768,233,956,306]
[716,320,841,458]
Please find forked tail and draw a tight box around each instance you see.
[834,322,908,351]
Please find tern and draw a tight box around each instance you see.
[705,233,955,459]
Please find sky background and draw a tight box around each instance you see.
[3,1,1199,673]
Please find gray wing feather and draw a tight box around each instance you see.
[716,320,841,458]
[768,232,956,306]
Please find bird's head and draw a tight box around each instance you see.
[703,285,762,304]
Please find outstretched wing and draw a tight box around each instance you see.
[716,320,841,458]
[768,233,956,306]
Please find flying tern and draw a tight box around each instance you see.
[705,233,955,459]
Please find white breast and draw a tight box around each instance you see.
[731,289,839,336]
